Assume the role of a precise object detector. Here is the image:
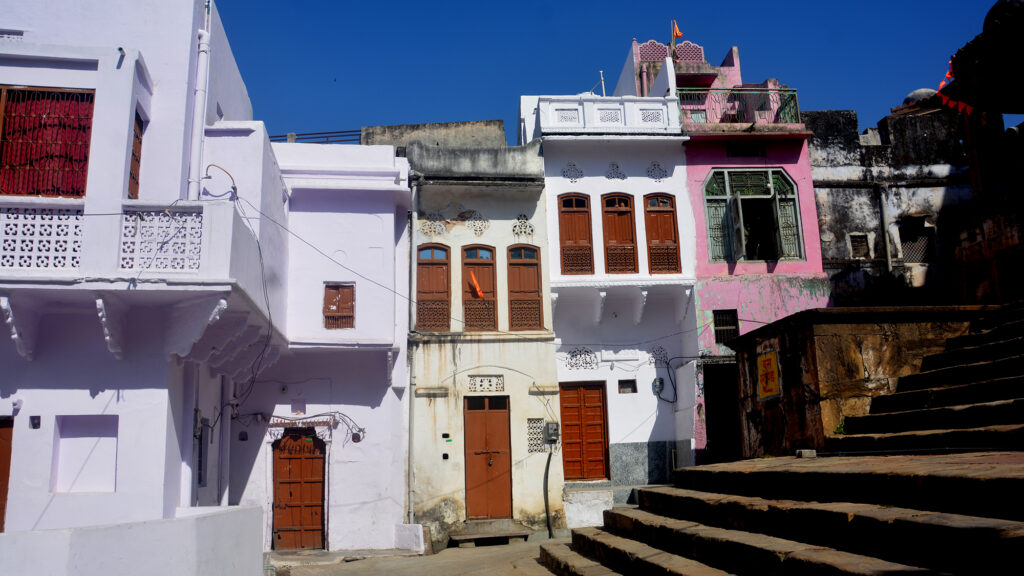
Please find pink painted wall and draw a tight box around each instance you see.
[687,139,825,279]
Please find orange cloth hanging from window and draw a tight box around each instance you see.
[469,270,484,298]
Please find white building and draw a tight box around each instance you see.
[519,89,699,526]
[0,0,418,569]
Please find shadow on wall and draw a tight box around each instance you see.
[227,349,392,505]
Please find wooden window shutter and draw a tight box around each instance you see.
[416,244,450,332]
[128,111,144,199]
[644,194,681,273]
[601,194,637,273]
[462,246,497,331]
[323,284,354,329]
[508,245,542,330]
[558,194,593,274]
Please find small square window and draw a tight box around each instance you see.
[713,310,739,344]
[323,284,354,329]
[618,379,637,394]
[849,234,870,259]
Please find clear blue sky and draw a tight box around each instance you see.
[218,0,995,144]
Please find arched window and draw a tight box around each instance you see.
[416,244,450,332]
[508,245,542,330]
[601,194,637,273]
[644,194,681,273]
[462,245,496,331]
[558,194,593,274]
[703,169,802,262]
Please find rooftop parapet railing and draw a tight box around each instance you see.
[677,87,800,125]
[269,130,361,144]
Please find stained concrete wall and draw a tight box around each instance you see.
[804,109,972,305]
[363,120,507,149]
[730,306,984,457]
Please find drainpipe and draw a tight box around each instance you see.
[186,1,212,201]
[877,184,893,272]
[407,172,419,526]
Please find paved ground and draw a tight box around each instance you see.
[273,539,566,576]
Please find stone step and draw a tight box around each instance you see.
[673,452,1024,522]
[602,508,934,575]
[571,527,732,576]
[968,306,1024,333]
[896,353,1024,392]
[947,317,1024,351]
[636,486,1024,574]
[869,375,1024,414]
[826,423,1024,456]
[540,543,622,576]
[845,398,1024,435]
[921,332,1024,372]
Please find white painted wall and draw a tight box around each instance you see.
[541,139,696,282]
[229,351,411,551]
[0,506,263,576]
[0,310,177,530]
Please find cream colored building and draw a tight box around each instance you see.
[367,123,563,548]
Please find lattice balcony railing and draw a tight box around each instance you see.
[605,245,637,274]
[648,244,680,273]
[677,88,800,125]
[324,313,354,329]
[0,206,83,270]
[561,246,593,274]
[509,299,542,331]
[416,300,450,332]
[463,299,496,331]
[119,208,203,272]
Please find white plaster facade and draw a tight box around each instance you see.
[0,0,418,566]
[520,94,699,526]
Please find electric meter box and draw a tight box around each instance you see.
[543,421,560,444]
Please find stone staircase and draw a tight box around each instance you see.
[538,304,1024,575]
[827,303,1024,454]
[540,452,1024,575]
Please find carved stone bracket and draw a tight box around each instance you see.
[634,289,649,325]
[1,295,39,361]
[96,296,128,360]
[209,325,262,372]
[677,286,693,325]
[595,290,607,324]
[606,163,626,180]
[386,348,400,388]
[550,293,559,317]
[562,162,583,183]
[512,214,534,237]
[230,344,281,383]
[566,347,598,370]
[647,161,668,182]
[165,296,229,358]
[187,311,250,364]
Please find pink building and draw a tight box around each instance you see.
[617,39,830,462]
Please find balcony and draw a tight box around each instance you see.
[537,95,681,136]
[678,87,805,136]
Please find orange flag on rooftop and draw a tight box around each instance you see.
[469,270,484,298]
[672,20,684,39]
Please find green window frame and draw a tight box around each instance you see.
[703,168,802,262]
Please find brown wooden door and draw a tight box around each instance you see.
[0,418,11,532]
[417,244,450,331]
[559,383,609,480]
[464,396,512,520]
[559,194,594,274]
[273,428,325,550]
[644,194,681,273]
[602,195,637,273]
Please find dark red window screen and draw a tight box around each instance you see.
[0,88,95,198]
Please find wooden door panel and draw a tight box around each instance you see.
[273,429,326,550]
[559,383,609,480]
[464,397,512,520]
